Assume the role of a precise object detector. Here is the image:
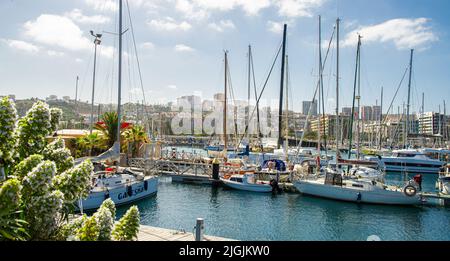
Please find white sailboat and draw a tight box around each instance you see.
[293,18,421,206]
[221,173,276,193]
[79,0,158,211]
[294,173,421,205]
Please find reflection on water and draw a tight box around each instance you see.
[116,176,450,241]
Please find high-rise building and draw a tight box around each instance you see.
[372,105,382,121]
[361,106,373,121]
[213,93,225,101]
[302,100,318,116]
[418,112,446,135]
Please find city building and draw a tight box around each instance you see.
[361,106,373,121]
[302,100,318,116]
[341,107,355,117]
[310,115,350,140]
[372,105,382,121]
[418,112,446,136]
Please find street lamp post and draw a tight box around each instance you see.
[89,30,102,135]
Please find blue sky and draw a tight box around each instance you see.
[1,0,449,114]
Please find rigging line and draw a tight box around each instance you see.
[383,66,409,123]
[250,47,262,143]
[380,66,409,144]
[126,0,151,125]
[78,46,94,106]
[126,31,133,106]
[237,42,283,146]
[296,25,336,155]
[226,59,239,147]
[325,40,335,113]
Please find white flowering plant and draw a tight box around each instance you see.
[112,206,140,241]
[0,97,18,172]
[0,100,141,241]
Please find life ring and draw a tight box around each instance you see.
[403,185,417,197]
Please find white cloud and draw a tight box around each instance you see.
[167,84,177,89]
[208,20,235,32]
[174,44,195,52]
[65,9,111,24]
[1,39,40,53]
[23,14,115,58]
[47,50,65,57]
[84,0,118,12]
[267,20,284,34]
[141,42,155,49]
[175,0,271,18]
[275,0,325,18]
[342,18,438,50]
[176,0,209,21]
[147,17,192,31]
[24,14,92,51]
[238,0,271,16]
[75,58,84,63]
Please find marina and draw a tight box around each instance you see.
[2,0,450,249]
[116,175,450,241]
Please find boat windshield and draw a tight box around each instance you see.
[394,153,417,158]
[230,177,243,183]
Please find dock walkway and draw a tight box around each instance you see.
[137,225,236,241]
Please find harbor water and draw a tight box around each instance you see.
[117,173,450,241]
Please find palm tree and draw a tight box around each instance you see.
[94,112,131,148]
[76,132,107,157]
[123,125,149,158]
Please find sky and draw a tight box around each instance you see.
[1,0,450,114]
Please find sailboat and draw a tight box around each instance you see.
[79,0,158,211]
[205,51,241,157]
[293,18,421,205]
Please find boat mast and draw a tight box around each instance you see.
[348,34,361,159]
[405,49,414,148]
[278,24,287,149]
[335,18,340,164]
[116,0,123,161]
[378,87,383,150]
[284,55,289,161]
[317,15,322,156]
[223,51,228,152]
[247,45,251,143]
[89,32,101,134]
[356,35,361,159]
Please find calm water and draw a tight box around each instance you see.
[117,174,450,241]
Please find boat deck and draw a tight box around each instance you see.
[137,225,235,241]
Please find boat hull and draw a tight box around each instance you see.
[293,180,420,205]
[221,179,272,193]
[79,176,158,211]
[367,156,444,174]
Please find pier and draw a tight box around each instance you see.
[137,225,235,241]
[128,157,298,190]
[421,192,450,206]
